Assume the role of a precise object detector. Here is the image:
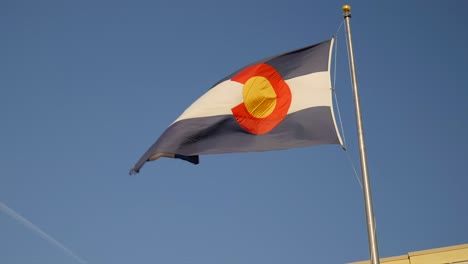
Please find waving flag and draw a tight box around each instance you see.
[130,38,342,174]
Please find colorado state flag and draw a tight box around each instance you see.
[130,38,342,174]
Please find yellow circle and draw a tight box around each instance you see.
[342,4,351,12]
[242,76,277,118]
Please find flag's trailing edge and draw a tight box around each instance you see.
[130,38,343,174]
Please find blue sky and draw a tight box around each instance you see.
[1,0,467,263]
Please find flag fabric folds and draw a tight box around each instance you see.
[130,38,342,174]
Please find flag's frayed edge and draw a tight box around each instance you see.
[129,153,199,175]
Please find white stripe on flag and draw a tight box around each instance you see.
[173,71,331,123]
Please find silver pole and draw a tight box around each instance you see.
[342,5,381,264]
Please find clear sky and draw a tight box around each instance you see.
[1,0,467,263]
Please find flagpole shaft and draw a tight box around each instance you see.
[342,5,380,264]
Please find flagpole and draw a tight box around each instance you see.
[342,5,381,264]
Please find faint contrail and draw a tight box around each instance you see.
[0,202,88,264]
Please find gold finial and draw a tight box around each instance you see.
[342,4,351,13]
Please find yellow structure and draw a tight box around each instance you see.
[350,244,468,264]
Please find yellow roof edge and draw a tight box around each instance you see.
[408,243,468,257]
[349,254,408,264]
[350,244,468,264]
[381,255,409,262]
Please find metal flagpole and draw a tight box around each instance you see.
[342,5,381,264]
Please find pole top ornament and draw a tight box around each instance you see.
[342,4,351,13]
